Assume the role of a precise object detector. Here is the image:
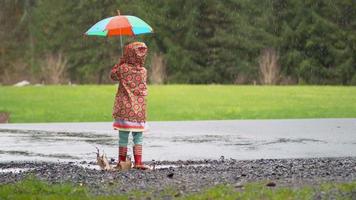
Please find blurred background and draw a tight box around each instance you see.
[0,0,355,85]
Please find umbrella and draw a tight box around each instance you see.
[85,10,153,52]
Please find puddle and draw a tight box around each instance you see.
[171,135,328,152]
[232,142,254,146]
[261,138,326,145]
[1,119,356,162]
[0,150,80,159]
[171,135,244,144]
[0,129,107,138]
[0,129,114,146]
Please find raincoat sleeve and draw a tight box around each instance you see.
[143,70,148,96]
[110,64,121,81]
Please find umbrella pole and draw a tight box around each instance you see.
[117,9,123,56]
[120,35,123,56]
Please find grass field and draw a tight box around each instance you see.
[0,85,355,123]
[0,177,355,199]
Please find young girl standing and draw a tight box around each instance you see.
[110,41,149,170]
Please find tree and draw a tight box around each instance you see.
[0,0,35,84]
[275,0,356,84]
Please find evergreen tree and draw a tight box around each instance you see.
[275,0,356,84]
[0,0,354,85]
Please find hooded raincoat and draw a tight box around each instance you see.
[110,42,148,132]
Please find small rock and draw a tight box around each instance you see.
[234,182,244,188]
[266,181,276,187]
[174,190,183,197]
[13,80,30,87]
[167,172,174,178]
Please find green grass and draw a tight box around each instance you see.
[185,181,356,200]
[0,177,88,200]
[0,85,355,123]
[0,177,355,199]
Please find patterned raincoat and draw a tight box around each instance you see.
[110,42,148,132]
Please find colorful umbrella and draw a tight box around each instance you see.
[85,12,153,37]
[85,11,153,55]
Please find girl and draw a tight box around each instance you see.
[110,41,149,170]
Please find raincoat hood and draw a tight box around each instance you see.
[119,42,148,67]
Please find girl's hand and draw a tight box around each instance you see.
[110,64,120,81]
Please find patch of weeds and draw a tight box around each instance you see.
[183,181,356,200]
[0,176,89,200]
[1,177,355,200]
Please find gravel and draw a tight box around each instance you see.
[0,157,355,196]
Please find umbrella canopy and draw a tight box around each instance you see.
[85,15,153,37]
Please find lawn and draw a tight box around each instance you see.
[0,85,355,123]
[0,177,355,200]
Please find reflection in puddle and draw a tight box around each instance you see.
[0,129,108,138]
[261,138,326,145]
[233,142,254,146]
[0,128,115,146]
[171,135,244,143]
[148,145,164,148]
[0,150,79,159]
[172,135,326,146]
[171,135,328,152]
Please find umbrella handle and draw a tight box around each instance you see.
[117,9,123,56]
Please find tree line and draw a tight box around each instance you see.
[0,0,355,85]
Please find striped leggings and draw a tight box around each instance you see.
[118,130,143,147]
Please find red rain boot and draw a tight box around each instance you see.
[133,145,150,170]
[115,147,132,170]
[119,147,128,163]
